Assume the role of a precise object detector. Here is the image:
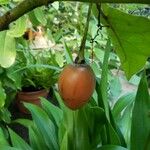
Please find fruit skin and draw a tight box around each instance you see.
[58,64,95,110]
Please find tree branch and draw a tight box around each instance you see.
[0,0,150,31]
[0,0,54,31]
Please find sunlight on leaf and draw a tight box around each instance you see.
[0,31,16,68]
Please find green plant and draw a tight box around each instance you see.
[0,1,150,150]
[0,36,149,150]
[11,49,60,91]
[3,73,148,150]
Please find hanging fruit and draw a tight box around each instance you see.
[58,63,95,110]
[58,4,95,110]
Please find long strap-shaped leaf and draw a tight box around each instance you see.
[131,74,150,150]
[97,39,111,120]
[8,128,32,150]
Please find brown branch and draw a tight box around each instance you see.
[0,0,54,31]
[0,0,150,31]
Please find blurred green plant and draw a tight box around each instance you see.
[0,2,150,150]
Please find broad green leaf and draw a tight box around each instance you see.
[8,128,32,150]
[40,97,63,127]
[29,7,47,26]
[24,103,59,150]
[0,82,6,108]
[0,31,16,68]
[131,74,150,150]
[8,16,27,37]
[98,145,127,150]
[101,5,150,79]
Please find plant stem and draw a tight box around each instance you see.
[75,3,92,64]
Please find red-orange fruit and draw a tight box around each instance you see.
[58,64,96,110]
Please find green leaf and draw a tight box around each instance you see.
[110,77,122,100]
[119,103,132,146]
[24,103,59,150]
[8,16,27,37]
[73,109,91,150]
[55,52,64,67]
[88,106,107,148]
[130,74,150,150]
[0,31,16,68]
[0,108,11,123]
[98,145,127,150]
[106,121,122,145]
[14,118,48,150]
[11,64,61,74]
[53,90,67,110]
[0,0,9,4]
[94,47,104,62]
[112,92,136,119]
[0,146,20,150]
[0,127,9,146]
[0,82,6,108]
[60,131,68,150]
[63,41,73,64]
[58,109,74,149]
[40,97,63,127]
[29,126,49,150]
[97,39,111,119]
[8,128,32,150]
[101,5,150,79]
[13,119,33,128]
[29,7,47,26]
[7,67,22,90]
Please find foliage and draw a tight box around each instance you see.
[0,1,150,150]
[3,73,149,150]
[13,49,60,90]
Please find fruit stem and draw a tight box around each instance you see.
[75,3,92,64]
